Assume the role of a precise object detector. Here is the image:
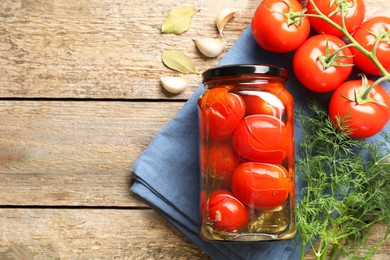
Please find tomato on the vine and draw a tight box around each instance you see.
[328,77,390,138]
[198,87,245,140]
[200,141,240,187]
[307,0,366,38]
[207,190,249,232]
[351,16,390,76]
[231,162,291,210]
[251,0,310,53]
[293,34,353,93]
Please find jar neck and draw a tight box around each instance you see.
[203,75,286,89]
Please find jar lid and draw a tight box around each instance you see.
[202,64,288,82]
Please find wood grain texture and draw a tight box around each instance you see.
[2,0,386,100]
[0,101,389,259]
[0,101,183,206]
[0,208,209,259]
[0,208,388,259]
[0,0,260,99]
[1,0,390,259]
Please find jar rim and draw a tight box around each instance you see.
[202,64,288,82]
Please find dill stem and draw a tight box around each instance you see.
[315,238,326,260]
[364,235,388,260]
[329,244,340,260]
[320,243,329,260]
[300,243,306,260]
[376,152,390,165]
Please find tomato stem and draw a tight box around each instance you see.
[362,74,390,100]
[306,0,344,34]
[268,0,307,27]
[347,74,390,109]
[304,0,390,78]
[318,42,354,69]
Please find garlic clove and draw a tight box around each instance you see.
[160,76,188,94]
[194,38,226,58]
[215,8,238,35]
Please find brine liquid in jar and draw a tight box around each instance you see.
[198,64,295,241]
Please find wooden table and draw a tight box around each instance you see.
[0,0,389,259]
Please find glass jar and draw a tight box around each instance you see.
[198,64,295,241]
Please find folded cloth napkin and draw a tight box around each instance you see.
[131,26,390,260]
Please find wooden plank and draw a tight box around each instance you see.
[0,208,388,259]
[1,0,387,100]
[306,223,390,259]
[0,208,209,259]
[0,101,183,206]
[0,0,258,99]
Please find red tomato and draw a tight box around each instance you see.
[251,0,310,53]
[208,190,249,232]
[200,141,240,187]
[231,162,290,210]
[243,91,286,119]
[201,190,233,214]
[198,87,245,140]
[293,34,353,93]
[307,0,366,38]
[351,16,390,76]
[328,78,390,138]
[232,115,287,163]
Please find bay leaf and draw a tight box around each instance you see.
[161,50,196,74]
[161,6,200,34]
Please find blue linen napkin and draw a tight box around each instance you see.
[131,26,390,259]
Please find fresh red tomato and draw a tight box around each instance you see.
[207,190,249,232]
[251,0,310,53]
[231,162,290,210]
[328,78,390,138]
[232,115,287,163]
[307,0,366,38]
[198,87,245,140]
[293,34,353,93]
[200,141,240,187]
[351,16,390,76]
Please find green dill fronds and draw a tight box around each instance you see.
[296,101,390,260]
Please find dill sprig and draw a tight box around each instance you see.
[296,102,390,260]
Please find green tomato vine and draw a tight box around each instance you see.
[305,0,390,103]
